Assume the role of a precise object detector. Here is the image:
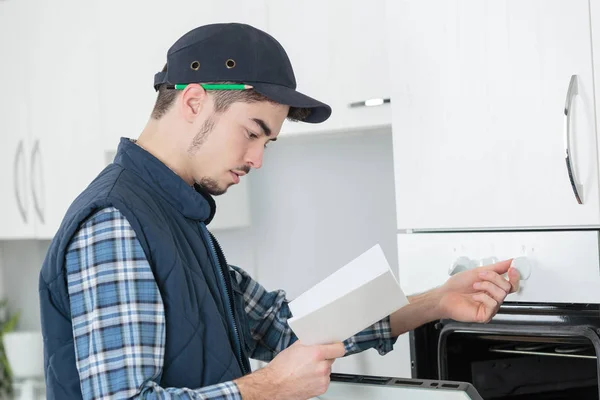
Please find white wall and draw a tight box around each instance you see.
[247,127,399,296]
[0,126,411,378]
[241,127,411,377]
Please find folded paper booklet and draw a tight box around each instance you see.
[288,244,410,346]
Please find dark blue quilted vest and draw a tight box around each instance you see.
[39,138,251,399]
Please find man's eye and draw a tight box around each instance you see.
[247,131,259,140]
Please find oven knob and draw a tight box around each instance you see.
[448,256,477,276]
[479,256,499,266]
[510,256,531,280]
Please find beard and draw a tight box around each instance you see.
[197,176,227,196]
[187,115,229,196]
[197,164,250,196]
[187,116,215,154]
[186,116,223,195]
[186,115,250,196]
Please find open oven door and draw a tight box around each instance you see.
[318,373,483,399]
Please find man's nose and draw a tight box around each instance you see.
[246,145,264,169]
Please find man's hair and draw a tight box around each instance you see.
[151,70,311,122]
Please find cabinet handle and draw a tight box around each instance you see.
[348,98,391,108]
[13,140,28,223]
[564,74,583,204]
[30,139,45,224]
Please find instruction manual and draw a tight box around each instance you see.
[288,244,410,345]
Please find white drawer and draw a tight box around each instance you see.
[397,231,600,304]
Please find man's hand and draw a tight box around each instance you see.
[437,259,520,323]
[235,341,345,400]
[390,259,520,336]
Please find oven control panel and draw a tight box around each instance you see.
[449,256,532,280]
[397,231,600,303]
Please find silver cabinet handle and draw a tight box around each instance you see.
[348,98,391,108]
[30,139,45,224]
[564,74,583,204]
[13,140,28,223]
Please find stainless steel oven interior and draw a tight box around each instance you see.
[411,303,600,399]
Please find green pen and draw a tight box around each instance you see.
[166,83,253,90]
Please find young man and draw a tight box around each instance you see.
[39,23,519,400]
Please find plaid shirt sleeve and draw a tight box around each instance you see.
[65,207,242,400]
[229,265,397,362]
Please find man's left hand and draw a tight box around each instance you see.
[437,259,520,323]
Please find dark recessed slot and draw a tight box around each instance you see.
[331,374,356,382]
[442,383,460,388]
[394,379,423,386]
[360,376,390,385]
[430,382,439,387]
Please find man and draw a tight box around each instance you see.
[39,23,520,400]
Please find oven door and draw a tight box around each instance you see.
[322,373,484,399]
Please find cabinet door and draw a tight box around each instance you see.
[26,0,105,239]
[96,0,268,151]
[266,0,391,136]
[387,0,600,230]
[0,0,36,239]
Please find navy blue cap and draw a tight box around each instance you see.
[154,23,331,123]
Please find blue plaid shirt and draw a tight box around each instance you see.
[65,207,395,399]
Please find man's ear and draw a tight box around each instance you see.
[179,83,209,122]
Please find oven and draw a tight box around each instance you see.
[397,230,600,399]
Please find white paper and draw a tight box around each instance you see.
[288,244,410,345]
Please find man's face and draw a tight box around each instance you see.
[186,97,288,195]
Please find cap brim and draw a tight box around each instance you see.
[249,82,331,123]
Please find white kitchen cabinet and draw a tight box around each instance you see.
[266,0,391,136]
[24,0,105,239]
[387,0,600,230]
[95,0,269,151]
[0,0,37,239]
[0,0,105,240]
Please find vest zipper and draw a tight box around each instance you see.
[200,223,248,375]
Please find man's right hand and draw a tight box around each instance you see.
[235,340,346,400]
